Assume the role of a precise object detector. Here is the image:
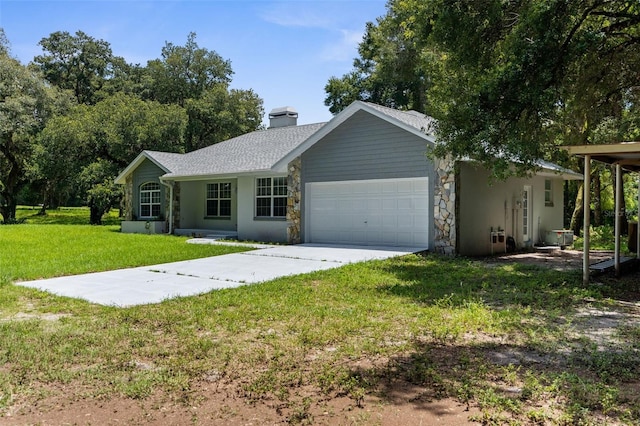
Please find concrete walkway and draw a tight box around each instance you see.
[16,244,425,307]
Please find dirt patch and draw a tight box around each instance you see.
[1,312,71,322]
[3,384,479,425]
[482,248,614,271]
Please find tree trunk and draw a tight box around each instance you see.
[38,185,49,216]
[612,166,629,235]
[593,169,602,226]
[89,206,103,225]
[570,182,585,236]
[0,139,23,223]
[0,194,17,223]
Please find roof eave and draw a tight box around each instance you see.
[537,169,583,181]
[161,168,284,182]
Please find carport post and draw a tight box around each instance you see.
[615,164,622,277]
[583,155,591,285]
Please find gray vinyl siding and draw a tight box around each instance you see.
[132,159,166,219]
[300,110,436,247]
[301,110,434,183]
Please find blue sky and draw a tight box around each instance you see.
[0,0,387,125]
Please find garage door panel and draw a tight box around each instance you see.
[367,198,382,210]
[307,178,429,247]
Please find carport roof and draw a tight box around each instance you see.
[562,142,640,172]
[561,142,640,285]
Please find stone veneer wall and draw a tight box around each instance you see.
[434,157,457,255]
[123,175,133,220]
[164,181,180,233]
[286,157,302,244]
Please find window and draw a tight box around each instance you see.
[206,182,232,217]
[544,179,553,206]
[523,185,531,242]
[140,182,161,218]
[256,177,287,218]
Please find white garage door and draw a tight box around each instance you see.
[306,177,429,247]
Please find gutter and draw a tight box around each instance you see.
[159,178,174,235]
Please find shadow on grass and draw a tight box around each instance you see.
[16,207,122,226]
[345,338,640,424]
[376,254,594,310]
[363,254,640,423]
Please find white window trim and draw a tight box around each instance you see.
[255,176,287,219]
[205,182,232,218]
[139,182,161,219]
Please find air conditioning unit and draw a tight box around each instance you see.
[545,230,574,248]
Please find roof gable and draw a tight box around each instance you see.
[273,101,437,170]
[114,150,183,184]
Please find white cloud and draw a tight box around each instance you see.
[260,5,336,29]
[319,29,363,62]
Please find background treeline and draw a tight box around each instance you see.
[1,30,263,224]
[3,0,640,231]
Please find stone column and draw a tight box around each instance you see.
[123,175,133,220]
[434,156,457,255]
[287,157,302,244]
[172,182,181,232]
[163,181,180,233]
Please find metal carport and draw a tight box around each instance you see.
[562,142,640,283]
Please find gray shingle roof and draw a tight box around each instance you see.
[138,103,437,179]
[143,151,186,173]
[360,102,436,135]
[158,122,325,178]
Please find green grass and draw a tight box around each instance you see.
[1,208,639,424]
[15,206,124,226]
[574,224,636,252]
[1,207,251,281]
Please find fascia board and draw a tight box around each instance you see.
[161,169,286,182]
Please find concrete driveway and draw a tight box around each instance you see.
[16,244,425,307]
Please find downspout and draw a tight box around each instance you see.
[159,178,174,235]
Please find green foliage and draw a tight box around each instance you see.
[144,32,263,151]
[146,32,232,106]
[77,160,121,224]
[16,30,263,214]
[33,93,187,220]
[0,48,71,222]
[327,0,640,180]
[33,30,125,105]
[324,1,431,113]
[185,85,264,151]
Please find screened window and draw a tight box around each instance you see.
[206,182,232,217]
[140,182,161,218]
[256,177,287,218]
[544,179,553,206]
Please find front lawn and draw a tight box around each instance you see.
[1,207,251,281]
[1,209,639,424]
